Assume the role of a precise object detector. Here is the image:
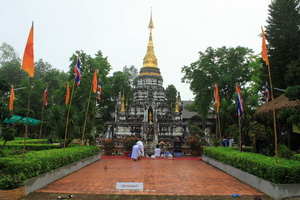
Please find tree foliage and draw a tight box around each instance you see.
[265,0,300,90]
[0,43,20,66]
[182,46,264,144]
[182,46,256,117]
[165,84,177,110]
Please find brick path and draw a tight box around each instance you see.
[36,157,265,196]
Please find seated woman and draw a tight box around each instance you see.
[154,145,161,158]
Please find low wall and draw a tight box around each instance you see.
[202,155,300,200]
[0,153,101,200]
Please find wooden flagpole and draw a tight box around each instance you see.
[63,77,76,151]
[238,115,243,151]
[22,77,32,161]
[267,64,278,164]
[217,113,221,139]
[39,86,47,143]
[81,81,93,145]
[262,27,278,164]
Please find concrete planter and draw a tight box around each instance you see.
[25,153,101,195]
[202,155,300,200]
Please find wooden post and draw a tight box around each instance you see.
[82,82,93,144]
[64,78,76,151]
[22,78,32,162]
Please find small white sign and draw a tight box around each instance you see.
[116,182,144,190]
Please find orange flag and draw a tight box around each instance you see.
[261,27,269,66]
[213,83,220,113]
[92,69,98,93]
[9,85,15,111]
[65,83,70,105]
[22,23,34,77]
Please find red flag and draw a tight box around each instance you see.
[213,83,220,113]
[261,27,269,66]
[43,88,48,106]
[65,83,70,105]
[22,23,34,77]
[92,69,98,93]
[74,55,81,86]
[9,85,14,111]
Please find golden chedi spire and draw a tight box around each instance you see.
[121,93,125,112]
[142,12,158,68]
[175,97,179,113]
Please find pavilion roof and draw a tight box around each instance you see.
[254,95,300,120]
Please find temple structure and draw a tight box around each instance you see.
[107,14,187,143]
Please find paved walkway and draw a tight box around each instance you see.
[37,157,265,196]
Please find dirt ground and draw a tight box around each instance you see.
[20,192,274,200]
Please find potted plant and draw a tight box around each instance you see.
[186,134,206,156]
[120,135,138,156]
[102,139,114,156]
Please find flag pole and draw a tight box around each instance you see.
[217,113,221,139]
[82,69,98,144]
[64,77,76,151]
[267,63,278,164]
[81,82,93,145]
[39,86,47,143]
[238,115,243,151]
[22,77,32,161]
[262,27,278,164]
[38,98,45,143]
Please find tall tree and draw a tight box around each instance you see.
[34,59,53,80]
[182,46,259,138]
[67,50,112,141]
[0,42,20,67]
[165,84,177,110]
[265,0,300,90]
[123,65,138,87]
[182,46,254,116]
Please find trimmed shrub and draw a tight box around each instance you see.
[2,143,62,151]
[0,145,99,190]
[204,147,300,184]
[292,154,300,161]
[278,145,293,159]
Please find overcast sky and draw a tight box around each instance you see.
[0,0,272,100]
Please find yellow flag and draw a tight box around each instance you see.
[261,27,269,66]
[65,83,70,105]
[9,85,14,111]
[22,23,34,77]
[92,69,98,93]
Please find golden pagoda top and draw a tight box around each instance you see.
[121,92,125,112]
[142,12,158,68]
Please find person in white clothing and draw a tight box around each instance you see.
[131,144,141,161]
[154,145,161,158]
[229,138,234,147]
[136,140,144,157]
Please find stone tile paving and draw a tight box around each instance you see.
[20,157,273,200]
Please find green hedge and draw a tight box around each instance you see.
[292,154,300,162]
[233,146,253,152]
[0,145,99,190]
[204,147,300,184]
[1,143,61,151]
[0,138,49,145]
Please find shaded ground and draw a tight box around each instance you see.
[20,192,273,200]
